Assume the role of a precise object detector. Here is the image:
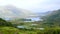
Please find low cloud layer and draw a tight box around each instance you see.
[0,6,34,18]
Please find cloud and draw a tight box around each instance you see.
[0,0,47,9]
[0,5,35,18]
[0,0,60,13]
[28,0,60,12]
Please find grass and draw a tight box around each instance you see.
[0,27,20,34]
[0,26,60,34]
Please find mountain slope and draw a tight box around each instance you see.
[0,5,33,19]
[43,9,60,27]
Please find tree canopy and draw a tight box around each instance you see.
[42,9,60,27]
[0,18,13,26]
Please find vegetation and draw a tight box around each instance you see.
[0,9,60,34]
[42,9,60,27]
[0,27,20,34]
[0,18,13,27]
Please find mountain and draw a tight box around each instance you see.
[34,11,52,17]
[42,9,60,27]
[0,5,34,19]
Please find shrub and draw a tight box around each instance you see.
[0,27,20,34]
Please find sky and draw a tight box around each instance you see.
[0,0,60,13]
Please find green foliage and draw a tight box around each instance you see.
[0,27,60,34]
[1,9,60,34]
[0,27,20,34]
[42,9,60,27]
[44,27,60,34]
[0,18,13,27]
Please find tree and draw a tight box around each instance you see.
[0,18,13,26]
[42,9,60,27]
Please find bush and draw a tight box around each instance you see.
[0,18,13,27]
[44,28,60,34]
[0,27,20,34]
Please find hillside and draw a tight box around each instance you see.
[42,9,60,27]
[0,5,34,19]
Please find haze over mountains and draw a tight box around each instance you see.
[0,5,35,19]
[0,5,49,20]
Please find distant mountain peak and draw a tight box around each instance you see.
[0,5,34,19]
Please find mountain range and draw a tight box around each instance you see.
[0,5,50,20]
[0,5,34,19]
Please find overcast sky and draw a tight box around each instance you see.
[0,0,60,13]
